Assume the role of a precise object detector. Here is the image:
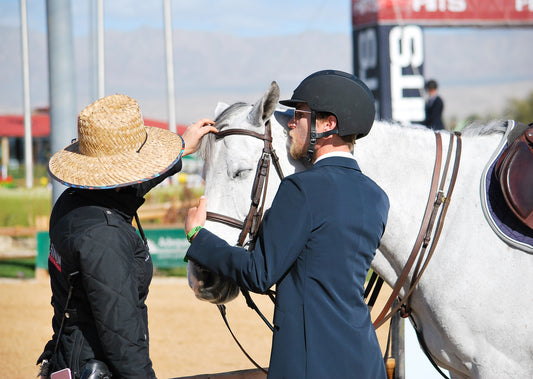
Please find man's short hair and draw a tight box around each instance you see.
[316,111,356,145]
[425,79,438,90]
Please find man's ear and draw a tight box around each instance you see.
[323,115,337,131]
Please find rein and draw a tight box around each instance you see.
[373,131,462,329]
[370,131,462,379]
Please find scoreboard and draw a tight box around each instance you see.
[352,0,533,122]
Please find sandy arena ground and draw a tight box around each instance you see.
[0,276,390,379]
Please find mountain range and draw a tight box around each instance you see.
[1,26,532,126]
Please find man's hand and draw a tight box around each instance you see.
[182,118,217,156]
[185,196,207,237]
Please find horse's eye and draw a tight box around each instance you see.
[232,168,252,179]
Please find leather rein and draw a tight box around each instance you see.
[368,131,462,379]
[371,131,462,330]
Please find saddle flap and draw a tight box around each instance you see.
[496,125,533,229]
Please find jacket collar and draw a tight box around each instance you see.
[76,187,145,222]
[312,154,360,171]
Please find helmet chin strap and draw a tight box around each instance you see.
[303,111,339,167]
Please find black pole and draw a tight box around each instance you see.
[391,299,405,379]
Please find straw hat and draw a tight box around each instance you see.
[48,94,184,189]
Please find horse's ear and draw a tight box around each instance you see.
[214,102,229,119]
[263,81,280,118]
[249,81,280,126]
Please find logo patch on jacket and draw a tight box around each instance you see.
[49,243,61,272]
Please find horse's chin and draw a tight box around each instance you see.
[187,261,240,304]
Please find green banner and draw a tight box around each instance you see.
[144,228,188,268]
[36,228,188,269]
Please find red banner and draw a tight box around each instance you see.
[352,0,533,27]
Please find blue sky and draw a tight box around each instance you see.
[0,0,352,37]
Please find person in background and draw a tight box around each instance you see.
[37,94,216,379]
[184,70,389,378]
[423,79,445,130]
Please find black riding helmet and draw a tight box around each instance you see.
[280,69,375,138]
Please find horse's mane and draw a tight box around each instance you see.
[457,119,507,137]
[377,119,507,137]
[197,102,249,161]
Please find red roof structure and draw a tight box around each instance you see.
[0,114,188,138]
[0,114,51,138]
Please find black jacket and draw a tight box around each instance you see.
[423,95,445,130]
[39,162,181,378]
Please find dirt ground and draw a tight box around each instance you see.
[0,276,390,379]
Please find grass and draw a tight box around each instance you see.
[0,182,203,228]
[154,266,188,277]
[0,258,36,279]
[0,187,51,227]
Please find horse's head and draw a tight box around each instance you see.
[188,81,303,304]
[197,81,301,245]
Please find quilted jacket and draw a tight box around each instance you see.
[38,162,181,378]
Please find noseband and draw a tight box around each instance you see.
[206,119,285,248]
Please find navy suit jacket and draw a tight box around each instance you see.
[423,95,445,130]
[187,156,389,378]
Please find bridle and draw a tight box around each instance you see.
[204,118,285,374]
[206,119,285,247]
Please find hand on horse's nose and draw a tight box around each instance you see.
[186,196,207,234]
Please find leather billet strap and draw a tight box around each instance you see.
[373,131,462,329]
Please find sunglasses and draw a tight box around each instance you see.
[294,109,312,121]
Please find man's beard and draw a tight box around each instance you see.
[289,139,307,160]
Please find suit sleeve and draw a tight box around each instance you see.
[77,226,155,378]
[187,177,311,293]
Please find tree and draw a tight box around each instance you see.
[502,91,533,124]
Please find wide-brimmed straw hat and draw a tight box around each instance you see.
[48,94,184,189]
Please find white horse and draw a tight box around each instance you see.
[190,81,533,378]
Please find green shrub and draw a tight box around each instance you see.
[0,258,35,278]
[0,187,51,227]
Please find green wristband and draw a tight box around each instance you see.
[186,225,203,243]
